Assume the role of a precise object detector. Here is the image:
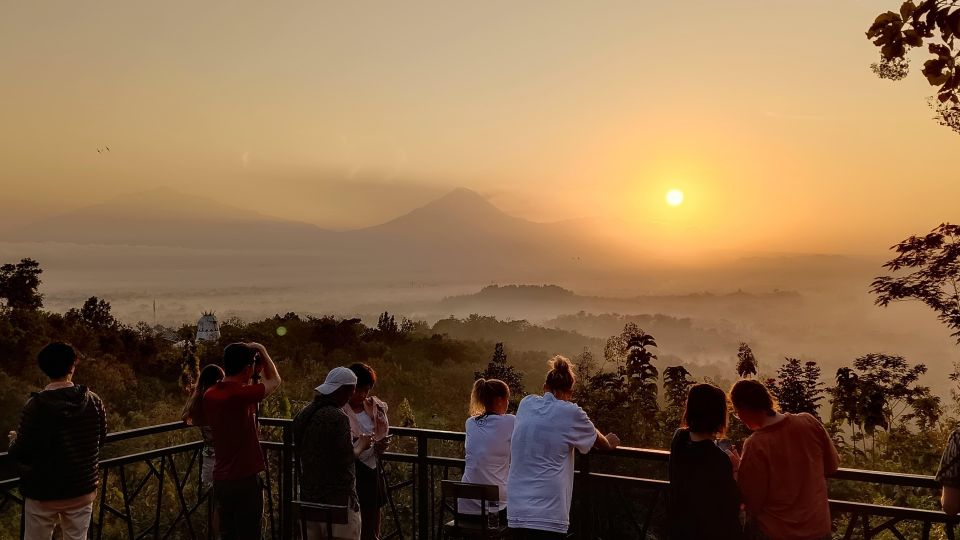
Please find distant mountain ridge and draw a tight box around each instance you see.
[5,187,334,249]
[2,187,630,277]
[3,187,877,286]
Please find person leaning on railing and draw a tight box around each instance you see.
[7,342,107,540]
[668,383,744,540]
[203,342,282,540]
[936,428,960,515]
[506,355,620,540]
[181,363,225,535]
[459,378,514,522]
[731,379,839,540]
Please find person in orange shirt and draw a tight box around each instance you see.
[730,380,839,540]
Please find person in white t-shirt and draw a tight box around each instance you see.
[342,363,390,540]
[507,355,620,539]
[459,378,515,519]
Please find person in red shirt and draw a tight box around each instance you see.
[203,342,282,540]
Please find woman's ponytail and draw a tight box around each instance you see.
[469,378,510,417]
[545,355,575,395]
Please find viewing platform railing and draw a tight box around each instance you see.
[0,418,957,539]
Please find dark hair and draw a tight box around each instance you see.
[182,364,225,425]
[198,363,225,389]
[682,383,729,436]
[470,378,510,417]
[223,343,256,376]
[349,362,377,389]
[545,355,575,394]
[38,342,77,379]
[730,379,780,416]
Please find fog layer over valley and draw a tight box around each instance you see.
[1,188,956,396]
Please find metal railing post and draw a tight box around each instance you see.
[417,434,429,539]
[281,423,294,539]
[579,452,591,539]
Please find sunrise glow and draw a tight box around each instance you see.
[666,189,685,207]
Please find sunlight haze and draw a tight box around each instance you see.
[1,1,957,257]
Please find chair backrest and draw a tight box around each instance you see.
[291,499,349,539]
[440,480,501,533]
[441,480,499,502]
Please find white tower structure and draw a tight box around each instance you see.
[196,312,221,342]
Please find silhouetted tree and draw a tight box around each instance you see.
[377,311,399,337]
[68,296,118,330]
[664,365,695,411]
[867,1,960,133]
[0,258,43,310]
[662,365,695,434]
[871,223,960,343]
[571,348,596,403]
[602,324,660,442]
[830,353,933,461]
[736,342,758,379]
[474,342,525,400]
[770,358,824,419]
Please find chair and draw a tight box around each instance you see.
[439,480,509,539]
[291,499,348,540]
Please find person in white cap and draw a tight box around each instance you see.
[293,367,373,540]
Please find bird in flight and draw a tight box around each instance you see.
[96,146,111,154]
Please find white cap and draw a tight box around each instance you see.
[315,366,358,395]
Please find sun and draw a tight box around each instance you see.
[666,189,685,207]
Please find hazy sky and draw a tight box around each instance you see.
[1,1,957,255]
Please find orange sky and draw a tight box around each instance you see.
[0,1,957,256]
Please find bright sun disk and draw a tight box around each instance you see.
[666,189,684,206]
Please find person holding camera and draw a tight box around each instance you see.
[203,342,282,540]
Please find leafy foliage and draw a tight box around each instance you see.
[871,223,960,343]
[768,358,824,419]
[829,353,936,463]
[0,258,43,311]
[662,365,695,434]
[867,1,960,133]
[474,342,525,404]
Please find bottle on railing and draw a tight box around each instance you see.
[487,500,500,529]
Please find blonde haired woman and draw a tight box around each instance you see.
[507,356,620,539]
[459,379,514,518]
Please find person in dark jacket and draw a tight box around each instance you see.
[668,383,743,540]
[8,342,107,540]
[293,366,372,540]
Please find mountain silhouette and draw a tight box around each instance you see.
[6,187,332,249]
[4,186,631,279]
